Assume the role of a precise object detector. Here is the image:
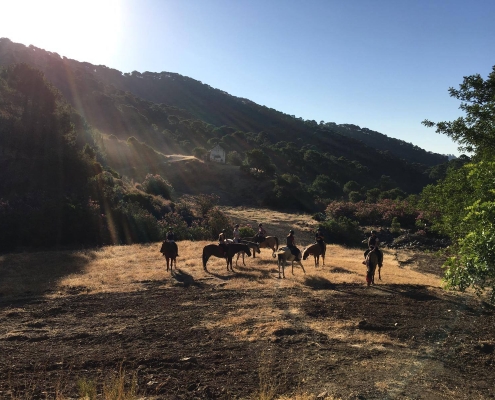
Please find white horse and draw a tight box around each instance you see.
[226,239,260,266]
[276,247,306,279]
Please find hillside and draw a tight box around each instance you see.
[0,38,446,197]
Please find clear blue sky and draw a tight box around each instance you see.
[3,0,495,156]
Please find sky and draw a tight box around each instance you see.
[2,0,495,156]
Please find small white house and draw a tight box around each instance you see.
[209,144,226,163]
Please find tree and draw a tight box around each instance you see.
[343,181,360,194]
[421,65,495,301]
[243,149,276,178]
[311,175,341,199]
[422,65,495,155]
[192,146,207,159]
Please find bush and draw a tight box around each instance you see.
[320,217,363,246]
[239,224,256,237]
[203,207,232,239]
[142,174,173,199]
[391,217,401,234]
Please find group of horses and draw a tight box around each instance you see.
[160,235,328,279]
[160,234,382,283]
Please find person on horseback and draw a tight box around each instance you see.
[218,229,228,256]
[287,229,301,261]
[315,228,325,253]
[364,230,383,266]
[256,223,266,244]
[233,224,241,243]
[166,227,179,257]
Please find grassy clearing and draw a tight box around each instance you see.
[0,240,443,299]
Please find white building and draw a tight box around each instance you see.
[209,144,226,163]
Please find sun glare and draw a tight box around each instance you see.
[1,0,123,65]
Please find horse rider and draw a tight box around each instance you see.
[364,230,383,266]
[256,223,267,243]
[218,229,228,256]
[166,227,179,257]
[287,229,301,261]
[233,224,241,243]
[315,228,325,253]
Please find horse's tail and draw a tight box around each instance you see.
[274,236,279,251]
[202,250,209,270]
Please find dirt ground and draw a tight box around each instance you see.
[1,242,495,400]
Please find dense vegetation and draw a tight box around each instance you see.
[420,66,495,301]
[0,64,232,251]
[7,37,492,305]
[0,38,447,203]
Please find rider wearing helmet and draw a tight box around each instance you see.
[233,224,241,243]
[166,227,179,257]
[286,229,301,260]
[315,228,325,253]
[218,229,228,256]
[364,230,383,266]
[256,223,267,244]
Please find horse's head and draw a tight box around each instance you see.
[254,243,261,254]
[244,245,252,257]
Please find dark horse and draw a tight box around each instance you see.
[202,243,252,272]
[365,250,381,286]
[160,241,178,271]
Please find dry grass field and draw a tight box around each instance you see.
[0,208,494,399]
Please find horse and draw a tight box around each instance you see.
[276,247,306,279]
[302,242,326,268]
[226,239,261,266]
[242,236,279,258]
[365,250,381,286]
[160,241,178,272]
[202,243,252,272]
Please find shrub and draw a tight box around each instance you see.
[320,217,363,246]
[391,217,401,234]
[239,224,256,237]
[142,174,173,199]
[203,207,232,239]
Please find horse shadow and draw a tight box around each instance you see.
[304,276,336,290]
[235,265,272,279]
[171,269,203,288]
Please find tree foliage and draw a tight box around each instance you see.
[422,65,495,300]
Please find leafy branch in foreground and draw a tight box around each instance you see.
[422,64,495,300]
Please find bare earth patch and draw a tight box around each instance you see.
[0,212,494,399]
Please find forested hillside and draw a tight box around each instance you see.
[0,38,446,200]
[0,38,466,252]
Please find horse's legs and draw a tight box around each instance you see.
[378,266,381,281]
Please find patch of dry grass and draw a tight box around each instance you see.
[0,236,443,298]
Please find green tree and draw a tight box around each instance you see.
[192,146,207,159]
[310,175,341,199]
[422,65,495,155]
[243,148,276,178]
[343,181,360,194]
[422,65,495,301]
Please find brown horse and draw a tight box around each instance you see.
[160,241,178,271]
[242,236,279,258]
[365,250,381,286]
[226,239,261,266]
[276,247,306,279]
[202,243,252,272]
[302,242,326,267]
